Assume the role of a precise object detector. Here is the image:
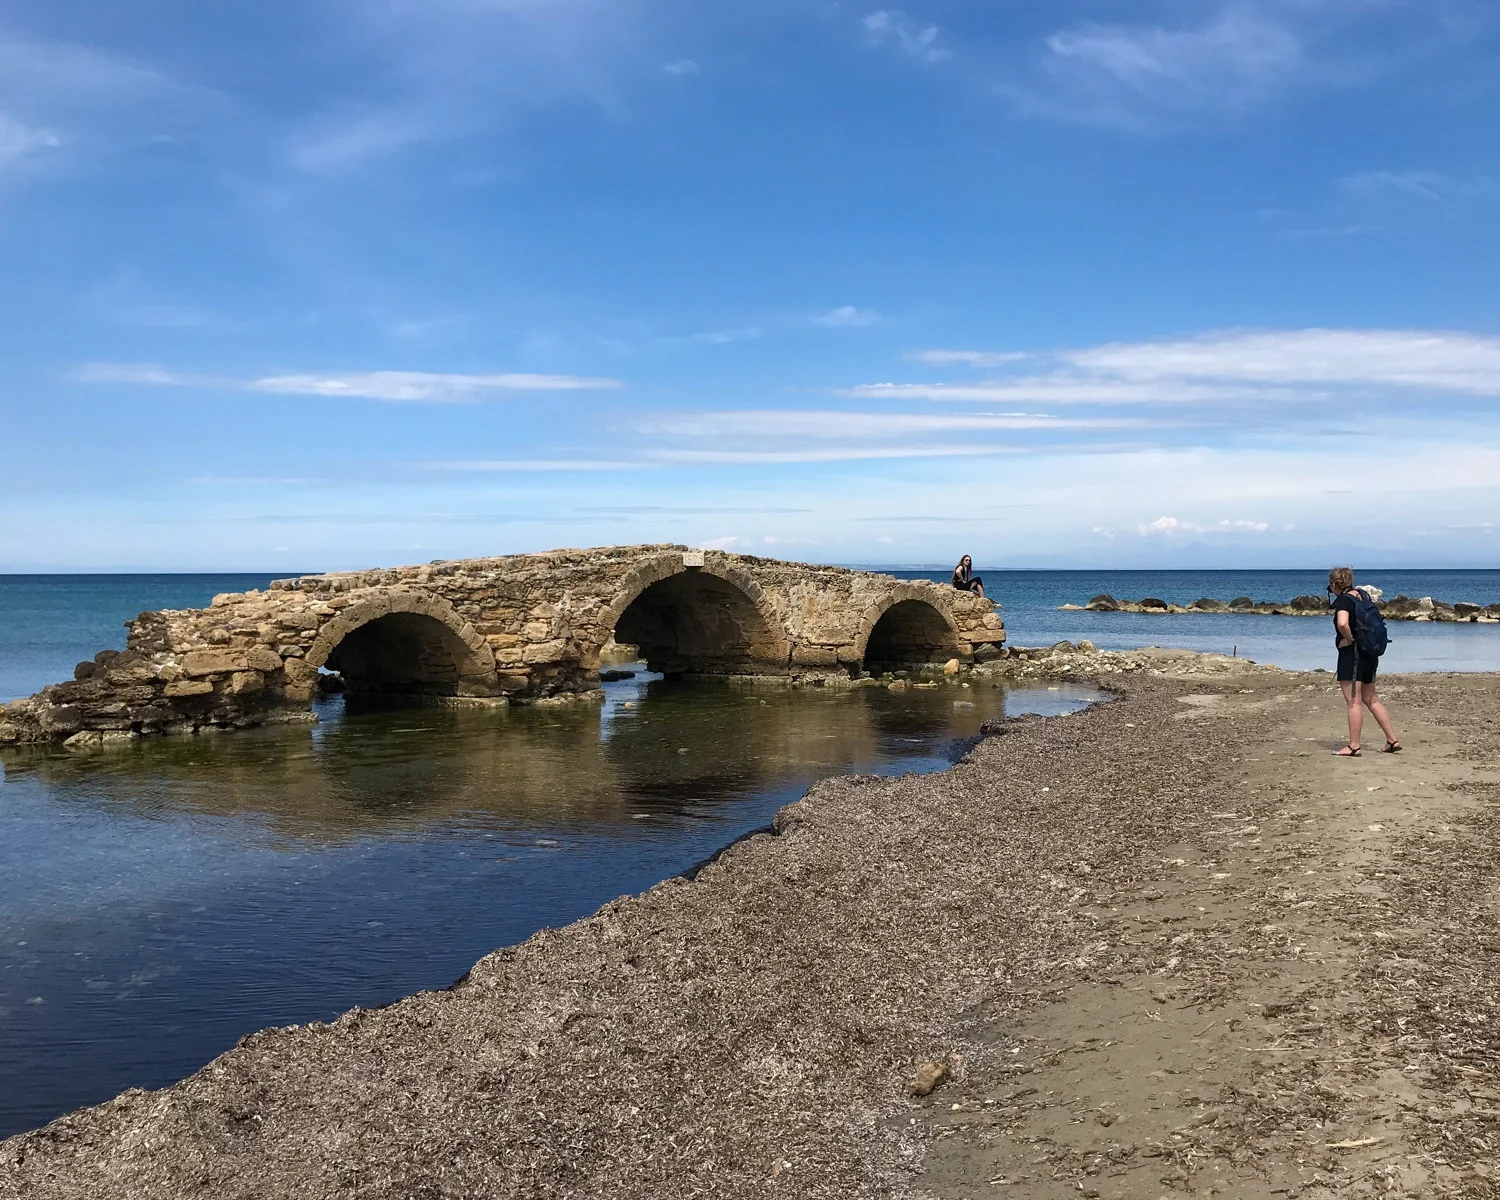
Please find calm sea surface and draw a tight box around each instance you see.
[893,568,1500,674]
[1,567,1497,1138]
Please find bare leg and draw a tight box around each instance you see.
[1339,680,1363,752]
[1361,683,1399,746]
[973,582,985,598]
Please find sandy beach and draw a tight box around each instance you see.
[3,664,1497,1200]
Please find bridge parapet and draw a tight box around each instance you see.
[0,546,1004,746]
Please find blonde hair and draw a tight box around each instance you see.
[1328,566,1354,594]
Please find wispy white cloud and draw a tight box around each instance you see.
[848,329,1500,406]
[652,445,1008,465]
[250,371,622,401]
[907,349,1029,367]
[1138,515,1272,537]
[1339,168,1497,206]
[71,363,624,402]
[1068,329,1500,394]
[815,305,881,328]
[0,29,228,172]
[0,112,61,167]
[70,363,221,387]
[285,0,635,173]
[428,443,1023,472]
[863,10,950,65]
[663,59,700,76]
[842,379,1265,405]
[425,458,650,472]
[642,409,1146,438]
[1011,7,1305,131]
[287,109,442,175]
[665,326,763,346]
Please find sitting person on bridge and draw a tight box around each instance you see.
[952,555,984,598]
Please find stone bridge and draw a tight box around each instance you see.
[0,546,1005,747]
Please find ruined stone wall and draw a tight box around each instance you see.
[0,546,1005,747]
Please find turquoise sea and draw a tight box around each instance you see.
[1,567,1497,1139]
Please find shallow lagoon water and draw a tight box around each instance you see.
[0,672,1102,1137]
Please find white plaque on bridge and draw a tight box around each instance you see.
[682,550,706,568]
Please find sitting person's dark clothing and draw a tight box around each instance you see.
[952,555,984,596]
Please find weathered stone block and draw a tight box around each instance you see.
[40,705,85,733]
[521,639,569,664]
[105,663,159,686]
[164,679,215,698]
[283,659,319,684]
[230,671,265,695]
[183,649,247,677]
[244,646,284,673]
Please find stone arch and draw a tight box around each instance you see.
[596,552,789,677]
[306,588,500,699]
[855,586,963,672]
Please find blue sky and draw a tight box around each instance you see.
[2,0,1498,571]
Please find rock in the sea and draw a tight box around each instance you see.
[1051,641,1076,653]
[599,669,637,682]
[1289,594,1326,612]
[1078,640,1097,652]
[1190,598,1228,612]
[1229,596,1254,610]
[942,658,961,676]
[1455,602,1482,619]
[1085,594,1119,612]
[1139,597,1168,611]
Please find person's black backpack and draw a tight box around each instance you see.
[1351,588,1390,658]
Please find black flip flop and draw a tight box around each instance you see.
[1336,745,1362,757]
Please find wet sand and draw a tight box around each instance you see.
[3,668,1497,1199]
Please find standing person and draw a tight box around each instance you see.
[952,555,984,598]
[1328,566,1401,757]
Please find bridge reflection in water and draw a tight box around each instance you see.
[0,671,1099,1138]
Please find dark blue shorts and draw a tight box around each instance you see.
[1336,646,1376,685]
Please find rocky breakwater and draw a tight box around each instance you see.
[976,640,1279,683]
[1064,591,1500,623]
